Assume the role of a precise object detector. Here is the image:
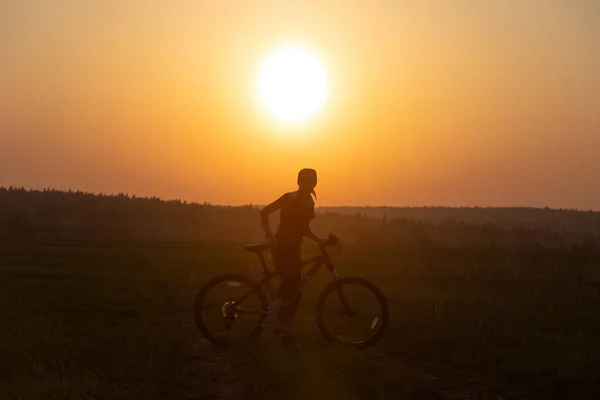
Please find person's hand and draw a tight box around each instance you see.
[267,235,278,248]
[317,237,330,246]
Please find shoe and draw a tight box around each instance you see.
[280,314,301,337]
[261,298,289,332]
[260,315,289,332]
[281,333,302,350]
[281,328,302,339]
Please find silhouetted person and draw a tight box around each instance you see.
[260,168,327,334]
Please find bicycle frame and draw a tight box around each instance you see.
[234,245,341,314]
[197,234,387,348]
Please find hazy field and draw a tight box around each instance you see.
[1,241,600,399]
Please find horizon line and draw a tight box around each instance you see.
[1,185,598,213]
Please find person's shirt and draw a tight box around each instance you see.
[275,191,315,243]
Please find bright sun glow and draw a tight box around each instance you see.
[257,45,328,124]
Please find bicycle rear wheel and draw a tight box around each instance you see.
[316,276,388,349]
[194,273,268,347]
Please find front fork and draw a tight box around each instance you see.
[328,262,340,280]
[327,262,357,318]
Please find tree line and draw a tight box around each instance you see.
[1,187,599,251]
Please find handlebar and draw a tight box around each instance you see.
[319,233,340,250]
[327,233,340,246]
[248,233,340,254]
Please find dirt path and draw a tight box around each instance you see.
[166,277,512,399]
[167,316,495,400]
[173,338,512,400]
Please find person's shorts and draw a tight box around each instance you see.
[272,240,301,280]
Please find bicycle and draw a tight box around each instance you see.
[193,233,389,349]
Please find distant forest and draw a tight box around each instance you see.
[1,187,600,250]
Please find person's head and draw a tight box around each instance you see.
[297,168,317,198]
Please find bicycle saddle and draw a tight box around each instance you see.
[244,244,269,253]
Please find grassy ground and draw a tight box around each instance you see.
[1,241,600,399]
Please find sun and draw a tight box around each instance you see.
[257,45,328,124]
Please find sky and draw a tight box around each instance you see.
[1,1,599,209]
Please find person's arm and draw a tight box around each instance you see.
[303,203,327,244]
[304,227,329,246]
[260,195,285,238]
[304,228,321,242]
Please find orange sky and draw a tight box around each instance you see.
[1,1,599,209]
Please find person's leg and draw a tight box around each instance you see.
[279,244,301,321]
[262,242,300,331]
[279,243,301,334]
[274,259,298,301]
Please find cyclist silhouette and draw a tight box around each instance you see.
[194,170,388,347]
[259,168,328,333]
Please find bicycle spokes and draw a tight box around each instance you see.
[199,280,264,341]
[338,305,357,318]
[335,282,360,318]
[321,281,385,345]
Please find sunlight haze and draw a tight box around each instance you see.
[257,44,328,124]
[1,1,599,208]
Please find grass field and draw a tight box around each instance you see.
[1,241,600,399]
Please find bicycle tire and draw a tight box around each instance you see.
[194,273,268,347]
[316,276,389,349]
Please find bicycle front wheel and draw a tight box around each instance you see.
[316,276,389,349]
[194,273,268,347]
